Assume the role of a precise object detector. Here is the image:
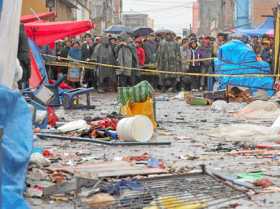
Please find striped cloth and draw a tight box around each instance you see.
[118,80,154,105]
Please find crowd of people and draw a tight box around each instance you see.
[42,31,274,93]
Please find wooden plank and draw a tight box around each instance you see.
[49,161,168,180]
[75,167,167,179]
[48,161,133,173]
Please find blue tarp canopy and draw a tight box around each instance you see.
[104,25,131,34]
[214,40,275,96]
[235,17,274,37]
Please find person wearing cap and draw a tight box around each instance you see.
[128,36,139,84]
[108,36,118,58]
[180,38,192,91]
[82,35,95,88]
[213,32,228,56]
[115,32,135,87]
[176,36,182,45]
[189,40,201,91]
[157,32,182,92]
[188,33,197,41]
[261,40,273,64]
[197,36,213,91]
[67,41,82,87]
[198,36,204,47]
[91,36,117,92]
[143,33,158,64]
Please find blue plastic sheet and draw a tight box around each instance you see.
[28,39,49,85]
[0,0,2,15]
[214,40,275,96]
[101,179,144,195]
[0,85,33,209]
[235,17,274,37]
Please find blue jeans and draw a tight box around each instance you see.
[207,66,214,91]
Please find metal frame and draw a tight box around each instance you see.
[37,133,171,146]
[76,167,248,209]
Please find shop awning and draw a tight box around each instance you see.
[24,20,94,46]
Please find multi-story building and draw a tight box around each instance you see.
[122,13,154,29]
[193,0,278,35]
[91,0,122,35]
[196,0,229,35]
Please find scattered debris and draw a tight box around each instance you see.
[30,153,51,167]
[254,179,273,188]
[26,93,280,208]
[185,92,211,106]
[84,193,115,209]
[227,86,252,103]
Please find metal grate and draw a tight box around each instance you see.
[81,173,246,209]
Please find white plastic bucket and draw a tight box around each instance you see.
[117,115,154,142]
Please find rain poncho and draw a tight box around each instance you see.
[92,37,117,85]
[0,85,33,209]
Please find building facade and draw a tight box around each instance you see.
[192,0,200,33]
[251,0,278,26]
[22,0,48,15]
[113,0,122,24]
[122,13,154,29]
[196,0,229,35]
[55,0,76,21]
[75,0,91,20]
[193,0,278,35]
[21,0,92,21]
[91,0,122,35]
[234,0,278,27]
[234,0,250,28]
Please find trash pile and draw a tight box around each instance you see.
[234,100,280,120]
[26,150,168,201]
[36,113,168,146]
[57,117,119,140]
[22,78,280,209]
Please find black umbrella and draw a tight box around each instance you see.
[155,29,176,36]
[104,25,131,34]
[132,27,154,37]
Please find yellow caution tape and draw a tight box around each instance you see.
[42,54,279,78]
[182,57,215,64]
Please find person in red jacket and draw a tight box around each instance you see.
[135,40,145,66]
